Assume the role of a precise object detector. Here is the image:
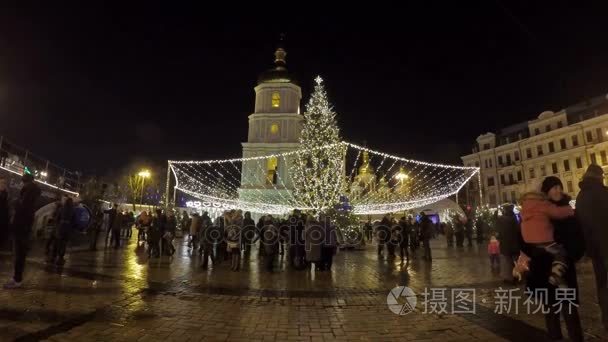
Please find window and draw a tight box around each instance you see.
[572,135,579,146]
[517,171,522,181]
[529,168,535,179]
[534,128,540,135]
[514,151,520,161]
[487,176,495,187]
[537,145,543,156]
[576,157,583,169]
[587,131,593,142]
[508,173,514,184]
[498,156,503,166]
[489,158,493,168]
[500,174,506,185]
[506,154,512,165]
[475,161,479,167]
[511,191,516,203]
[567,181,573,193]
[602,151,607,165]
[271,92,280,108]
[483,143,491,150]
[270,123,279,135]
[546,124,551,132]
[560,139,566,150]
[526,148,532,159]
[548,142,555,153]
[540,165,546,177]
[591,152,597,164]
[502,192,508,203]
[563,160,570,172]
[598,128,604,143]
[489,193,497,206]
[552,163,558,174]
[557,121,563,128]
[266,156,278,185]
[484,160,488,168]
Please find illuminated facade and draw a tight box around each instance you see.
[462,94,608,206]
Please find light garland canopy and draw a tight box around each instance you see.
[169,142,479,215]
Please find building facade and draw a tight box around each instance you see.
[461,94,608,207]
[238,46,303,205]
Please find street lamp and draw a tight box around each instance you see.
[138,169,151,205]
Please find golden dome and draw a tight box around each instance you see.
[358,151,375,175]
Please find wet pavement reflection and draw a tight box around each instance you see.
[0,235,605,340]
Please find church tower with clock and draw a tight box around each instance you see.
[239,46,303,208]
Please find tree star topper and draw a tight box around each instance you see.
[314,75,323,85]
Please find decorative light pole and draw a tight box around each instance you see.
[138,169,151,205]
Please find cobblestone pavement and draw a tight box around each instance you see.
[0,234,605,341]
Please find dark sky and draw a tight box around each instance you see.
[1,2,607,176]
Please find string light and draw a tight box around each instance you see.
[168,75,480,215]
[169,143,479,215]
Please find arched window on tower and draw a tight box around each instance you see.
[270,123,279,135]
[266,157,278,185]
[271,92,280,108]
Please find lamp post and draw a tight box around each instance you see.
[138,169,151,206]
[395,166,409,217]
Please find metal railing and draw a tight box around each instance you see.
[0,136,80,192]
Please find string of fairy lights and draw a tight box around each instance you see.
[169,141,479,215]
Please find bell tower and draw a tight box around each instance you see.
[239,44,303,208]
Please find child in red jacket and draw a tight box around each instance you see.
[487,234,500,270]
[519,191,574,287]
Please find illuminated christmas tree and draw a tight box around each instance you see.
[291,76,344,212]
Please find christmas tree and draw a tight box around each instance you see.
[291,76,344,212]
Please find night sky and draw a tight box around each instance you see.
[1,2,608,176]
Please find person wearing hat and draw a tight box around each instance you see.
[576,164,608,331]
[495,203,520,283]
[4,173,41,289]
[524,176,584,341]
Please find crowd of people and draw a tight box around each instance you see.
[84,207,341,273]
[7,162,608,341]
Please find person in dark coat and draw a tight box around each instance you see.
[262,217,279,271]
[104,203,118,246]
[420,212,433,261]
[523,176,584,341]
[5,173,41,289]
[453,215,465,247]
[242,211,256,253]
[200,217,216,269]
[89,205,103,251]
[576,164,608,331]
[288,210,306,269]
[320,214,338,271]
[464,217,474,246]
[376,215,391,257]
[0,177,9,247]
[397,217,410,262]
[51,197,75,265]
[496,204,521,283]
[363,219,373,241]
